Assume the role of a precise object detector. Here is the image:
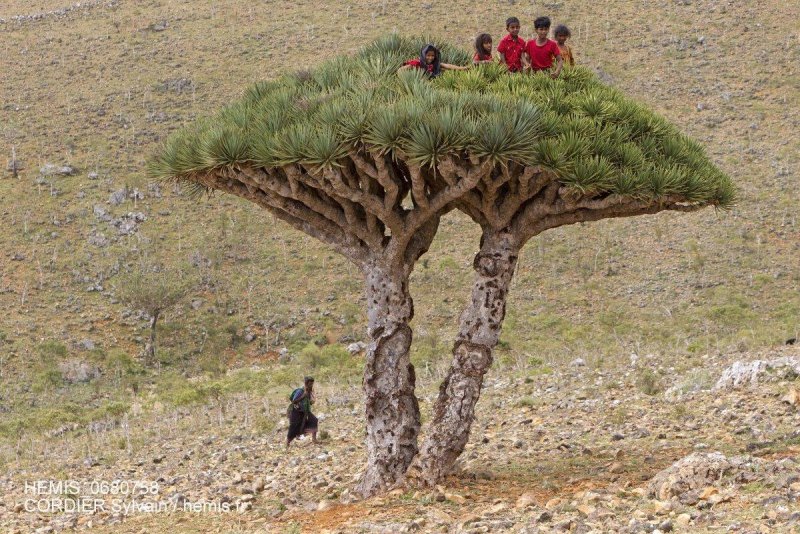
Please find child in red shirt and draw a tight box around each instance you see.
[497,17,526,72]
[398,44,468,78]
[524,16,563,78]
[473,33,494,65]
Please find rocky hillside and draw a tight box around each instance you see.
[2,346,799,532]
[0,0,798,532]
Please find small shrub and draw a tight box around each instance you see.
[636,369,662,396]
[254,416,276,434]
[102,401,130,418]
[156,347,185,368]
[670,368,713,395]
[269,367,296,387]
[30,404,86,433]
[686,339,707,353]
[528,356,544,367]
[38,341,68,360]
[297,343,360,379]
[197,353,226,377]
[318,429,330,441]
[106,350,144,390]
[224,319,245,348]
[106,350,143,374]
[610,406,628,425]
[671,403,689,419]
[220,368,271,395]
[285,331,314,354]
[30,340,70,392]
[32,366,63,392]
[527,366,553,377]
[298,343,324,369]
[155,372,206,407]
[200,382,224,403]
[438,256,459,270]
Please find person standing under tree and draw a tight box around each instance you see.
[286,376,318,448]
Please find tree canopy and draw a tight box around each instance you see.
[150,34,734,213]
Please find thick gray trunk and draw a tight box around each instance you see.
[357,263,421,497]
[404,229,519,487]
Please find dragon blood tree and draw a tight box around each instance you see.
[401,64,734,486]
[150,35,734,494]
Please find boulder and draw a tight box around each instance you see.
[347,341,367,355]
[647,452,764,501]
[40,163,77,176]
[715,357,800,389]
[58,360,102,384]
[109,188,128,205]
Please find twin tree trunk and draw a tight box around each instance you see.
[357,261,421,497]
[403,229,520,487]
[359,231,519,493]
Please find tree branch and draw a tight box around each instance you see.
[197,170,367,262]
[352,150,404,215]
[408,163,429,210]
[237,165,372,249]
[404,157,492,234]
[320,165,405,234]
[515,196,705,241]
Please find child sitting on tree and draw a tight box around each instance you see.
[497,16,526,72]
[554,24,575,67]
[524,16,563,78]
[398,44,468,78]
[473,33,494,65]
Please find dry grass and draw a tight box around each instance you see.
[1,0,798,440]
[0,0,799,529]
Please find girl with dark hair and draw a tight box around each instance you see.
[473,33,494,64]
[398,44,468,78]
[553,24,575,66]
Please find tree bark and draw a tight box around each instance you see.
[403,229,520,487]
[145,311,159,366]
[357,261,421,497]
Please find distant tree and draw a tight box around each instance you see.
[150,35,733,495]
[116,265,195,366]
